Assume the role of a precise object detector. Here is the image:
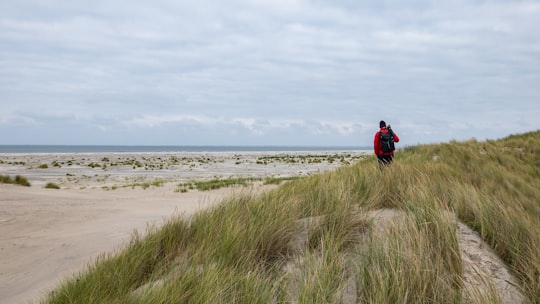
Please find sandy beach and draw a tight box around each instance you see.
[0,151,367,304]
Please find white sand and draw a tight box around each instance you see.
[0,151,367,304]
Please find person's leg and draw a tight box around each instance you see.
[378,155,394,169]
[378,155,391,169]
[377,155,385,169]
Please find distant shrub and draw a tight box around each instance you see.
[0,175,11,184]
[38,164,48,169]
[0,174,31,187]
[15,175,31,186]
[45,182,60,189]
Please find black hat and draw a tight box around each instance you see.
[379,120,386,128]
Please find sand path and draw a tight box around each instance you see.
[0,184,232,304]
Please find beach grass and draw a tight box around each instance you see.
[174,176,301,192]
[44,182,61,189]
[0,174,31,187]
[42,130,540,303]
[194,177,261,191]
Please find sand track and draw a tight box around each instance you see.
[0,184,232,304]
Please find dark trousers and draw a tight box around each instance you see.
[377,154,394,168]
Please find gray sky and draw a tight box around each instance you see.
[1,0,539,146]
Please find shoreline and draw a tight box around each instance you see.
[0,145,370,154]
[0,150,368,304]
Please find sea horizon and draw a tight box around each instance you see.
[0,145,371,154]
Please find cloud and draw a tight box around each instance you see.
[1,0,539,145]
[99,112,364,142]
[122,114,216,128]
[121,114,321,136]
[0,112,38,125]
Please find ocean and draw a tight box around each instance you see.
[0,145,370,153]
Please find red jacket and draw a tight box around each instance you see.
[374,127,400,156]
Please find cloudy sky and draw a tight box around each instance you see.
[1,0,539,147]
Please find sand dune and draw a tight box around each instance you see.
[0,151,366,303]
[7,150,524,303]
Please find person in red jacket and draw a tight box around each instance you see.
[374,120,400,167]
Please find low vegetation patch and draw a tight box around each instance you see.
[256,153,362,166]
[125,178,168,190]
[263,176,301,185]
[176,176,302,192]
[194,177,261,191]
[44,182,60,189]
[0,174,31,187]
[43,131,540,303]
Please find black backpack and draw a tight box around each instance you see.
[380,130,395,153]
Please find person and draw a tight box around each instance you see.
[374,120,400,167]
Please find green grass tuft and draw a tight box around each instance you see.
[0,174,31,187]
[194,177,261,191]
[45,183,61,189]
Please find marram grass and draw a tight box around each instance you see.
[0,174,31,187]
[43,130,540,303]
